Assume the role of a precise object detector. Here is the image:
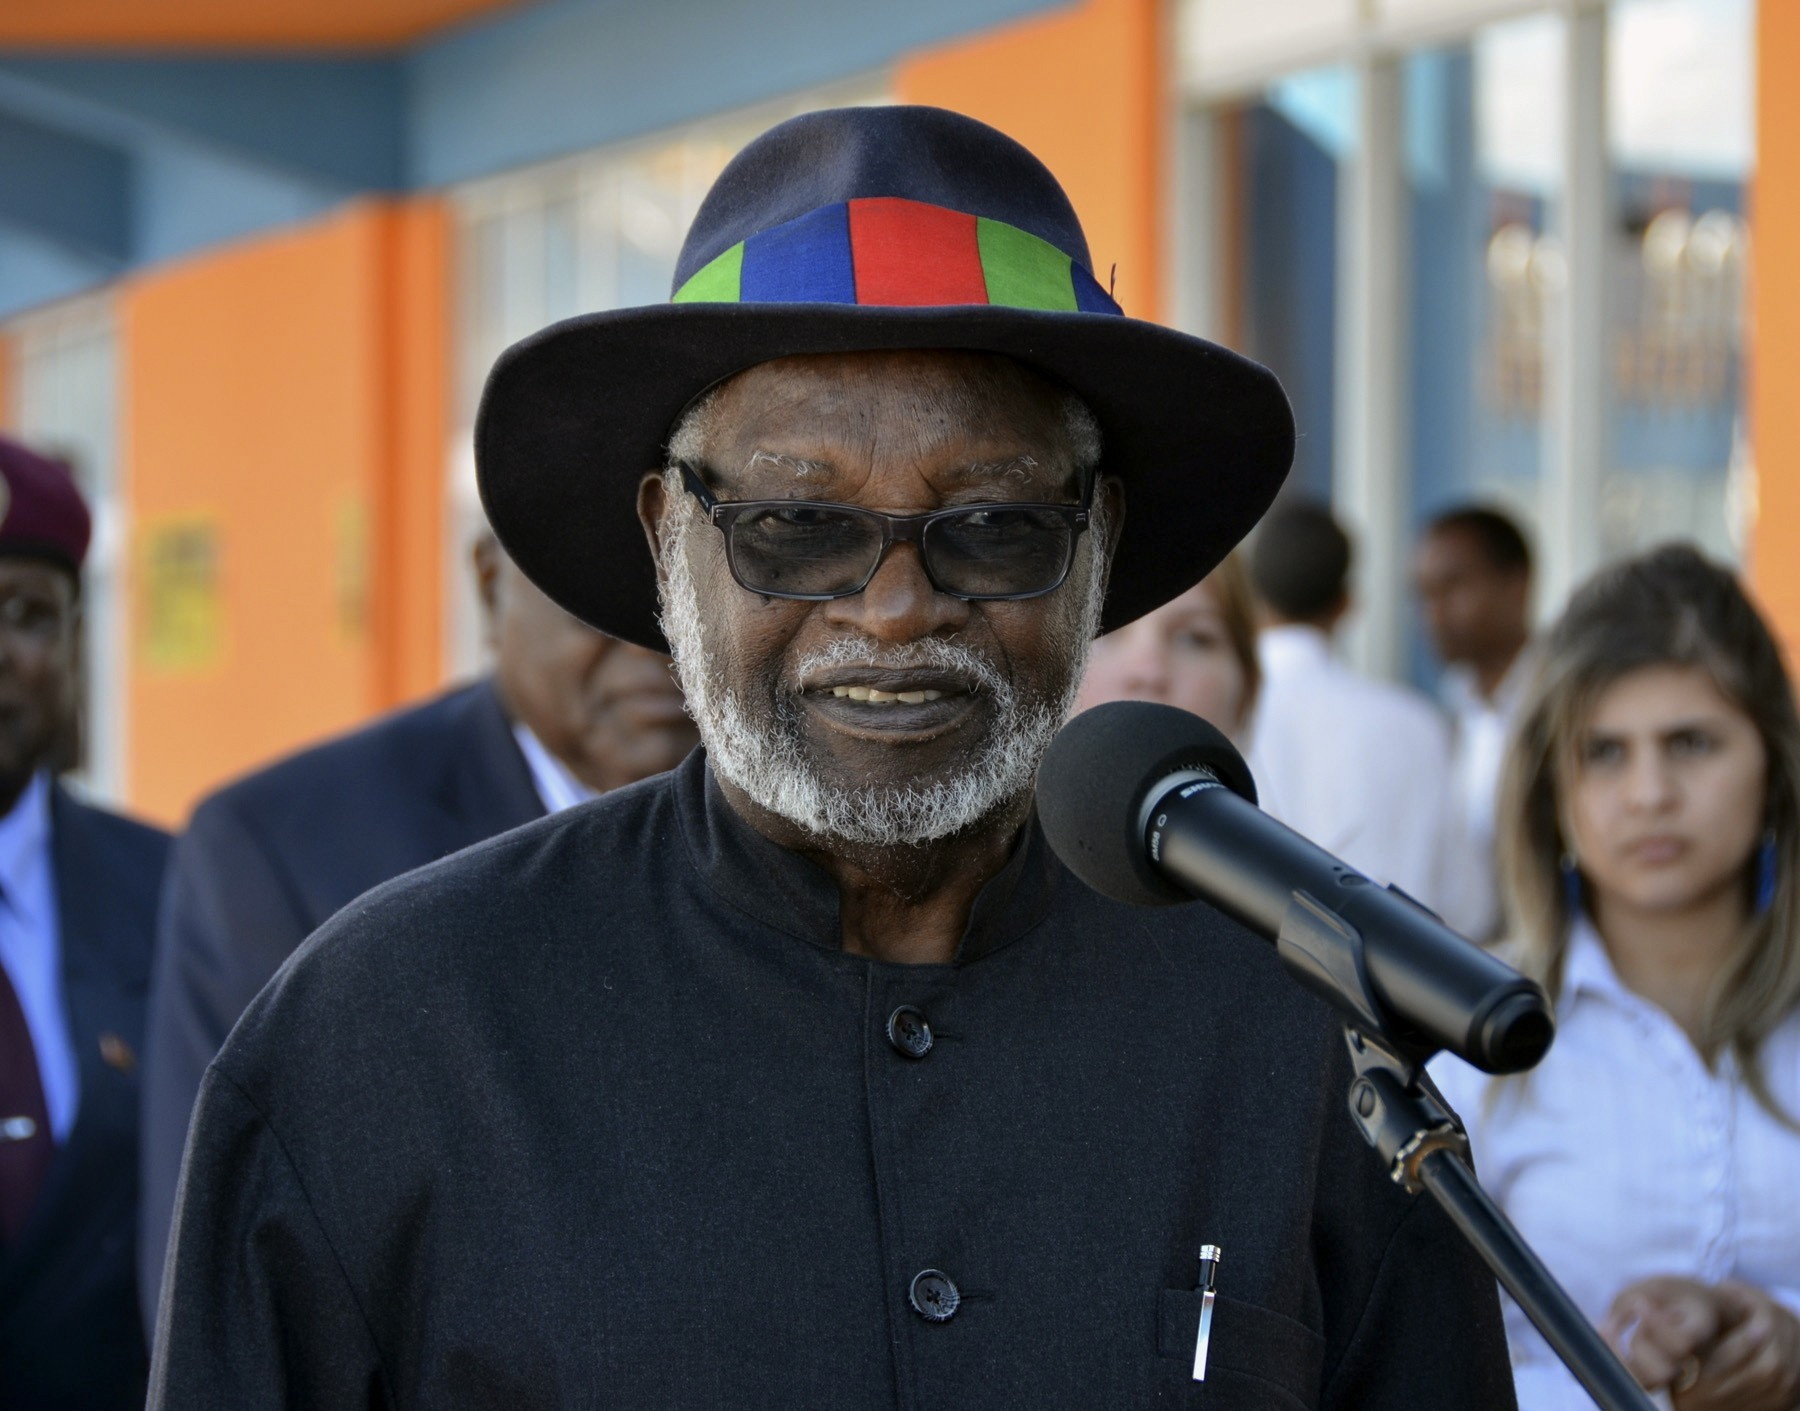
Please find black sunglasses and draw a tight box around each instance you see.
[677,462,1092,602]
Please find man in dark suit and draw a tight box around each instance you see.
[0,434,170,1410]
[137,532,696,1329]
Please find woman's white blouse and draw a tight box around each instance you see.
[1428,919,1800,1411]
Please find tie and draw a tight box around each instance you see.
[0,959,53,1244]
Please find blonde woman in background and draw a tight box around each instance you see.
[1432,544,1800,1411]
[1073,551,1260,742]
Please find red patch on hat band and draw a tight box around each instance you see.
[848,198,989,307]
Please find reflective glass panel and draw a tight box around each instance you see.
[1233,65,1355,503]
[1404,15,1564,543]
[1603,0,1753,561]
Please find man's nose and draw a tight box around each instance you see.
[822,540,970,643]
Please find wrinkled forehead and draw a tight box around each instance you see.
[691,349,1085,496]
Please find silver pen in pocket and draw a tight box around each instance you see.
[1192,1244,1222,1382]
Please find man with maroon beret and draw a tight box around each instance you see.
[0,433,170,1410]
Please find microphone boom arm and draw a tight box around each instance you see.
[1279,897,1657,1411]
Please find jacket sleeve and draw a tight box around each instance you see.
[1321,1190,1519,1410]
[139,794,314,1337]
[147,1066,390,1411]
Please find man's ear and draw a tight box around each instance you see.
[1098,476,1126,559]
[471,533,502,618]
[638,471,672,582]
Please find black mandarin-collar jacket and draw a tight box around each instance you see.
[150,750,1515,1410]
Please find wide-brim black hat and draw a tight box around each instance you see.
[477,104,1293,651]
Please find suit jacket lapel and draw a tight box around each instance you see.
[0,791,142,1298]
[436,679,546,838]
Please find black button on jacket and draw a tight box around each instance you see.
[151,751,1516,1410]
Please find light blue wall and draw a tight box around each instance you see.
[0,225,111,315]
[132,143,346,266]
[0,0,1070,318]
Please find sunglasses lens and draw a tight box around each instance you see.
[728,505,883,596]
[720,499,1079,600]
[925,507,1076,597]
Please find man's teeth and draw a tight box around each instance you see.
[829,686,946,704]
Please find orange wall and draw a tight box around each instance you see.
[1752,0,1800,656]
[897,0,1168,323]
[119,199,448,825]
[373,202,451,711]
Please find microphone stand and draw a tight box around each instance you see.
[1277,894,1656,1411]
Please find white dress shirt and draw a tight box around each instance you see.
[1247,624,1487,935]
[1430,918,1800,1411]
[0,770,76,1142]
[1440,647,1536,938]
[512,724,600,815]
[1442,648,1534,851]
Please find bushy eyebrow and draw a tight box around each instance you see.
[740,450,834,482]
[944,455,1042,487]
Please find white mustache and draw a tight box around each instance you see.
[790,637,1007,696]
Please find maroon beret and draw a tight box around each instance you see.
[0,435,91,573]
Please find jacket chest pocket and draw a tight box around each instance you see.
[1157,1289,1325,1410]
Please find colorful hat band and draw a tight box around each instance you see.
[673,197,1122,316]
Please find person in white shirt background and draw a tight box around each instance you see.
[1244,499,1489,936]
[1415,504,1536,940]
[1431,542,1800,1411]
[1073,551,1261,748]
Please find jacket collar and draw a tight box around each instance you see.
[1559,913,1631,1017]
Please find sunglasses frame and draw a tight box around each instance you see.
[677,461,1092,602]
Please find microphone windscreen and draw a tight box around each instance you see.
[1037,701,1256,907]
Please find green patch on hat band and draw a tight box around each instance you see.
[976,217,1078,312]
[673,243,743,304]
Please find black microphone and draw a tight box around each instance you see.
[1037,701,1553,1075]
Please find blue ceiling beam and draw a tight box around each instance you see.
[0,105,129,264]
[0,55,403,192]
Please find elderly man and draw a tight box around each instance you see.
[151,107,1514,1409]
[139,533,694,1329]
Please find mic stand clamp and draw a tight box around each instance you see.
[1274,894,1658,1411]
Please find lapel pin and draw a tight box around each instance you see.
[99,1033,136,1074]
[0,1115,37,1142]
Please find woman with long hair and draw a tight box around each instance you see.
[1431,543,1800,1411]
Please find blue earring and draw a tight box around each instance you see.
[1755,830,1778,915]
[1561,853,1583,917]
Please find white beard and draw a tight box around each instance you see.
[656,494,1107,847]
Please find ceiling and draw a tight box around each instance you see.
[0,0,529,50]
